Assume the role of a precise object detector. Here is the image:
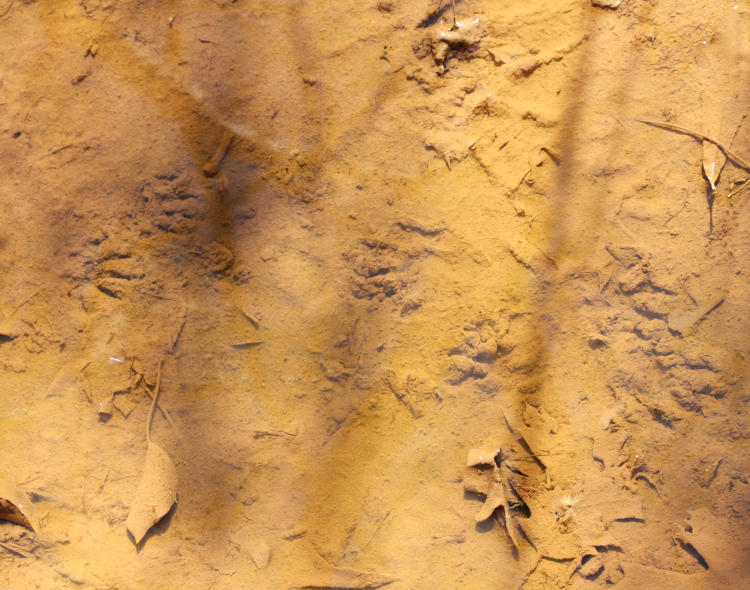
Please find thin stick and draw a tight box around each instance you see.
[452,0,457,28]
[146,361,163,444]
[9,290,38,316]
[638,119,750,172]
[728,179,750,199]
[0,2,14,21]
[0,540,33,559]
[203,130,234,177]
[143,379,180,433]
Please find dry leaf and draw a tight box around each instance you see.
[125,440,177,544]
[474,469,507,523]
[466,446,526,550]
[466,444,501,467]
[0,493,35,532]
[125,361,178,545]
[702,141,724,191]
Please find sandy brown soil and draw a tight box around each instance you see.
[2,0,750,588]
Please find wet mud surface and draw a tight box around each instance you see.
[1,0,750,588]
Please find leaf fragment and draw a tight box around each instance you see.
[125,360,178,545]
[466,444,500,467]
[0,494,34,532]
[125,441,177,544]
[466,448,525,550]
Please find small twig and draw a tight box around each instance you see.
[240,308,260,329]
[203,130,234,177]
[146,361,163,443]
[663,191,688,225]
[451,0,457,28]
[253,429,297,439]
[9,290,39,316]
[728,179,750,199]
[79,363,93,404]
[0,541,33,559]
[638,119,750,172]
[502,410,546,470]
[0,1,14,20]
[142,372,180,437]
[169,306,187,354]
[231,340,264,349]
[38,143,74,160]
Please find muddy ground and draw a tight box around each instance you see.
[1,0,750,588]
